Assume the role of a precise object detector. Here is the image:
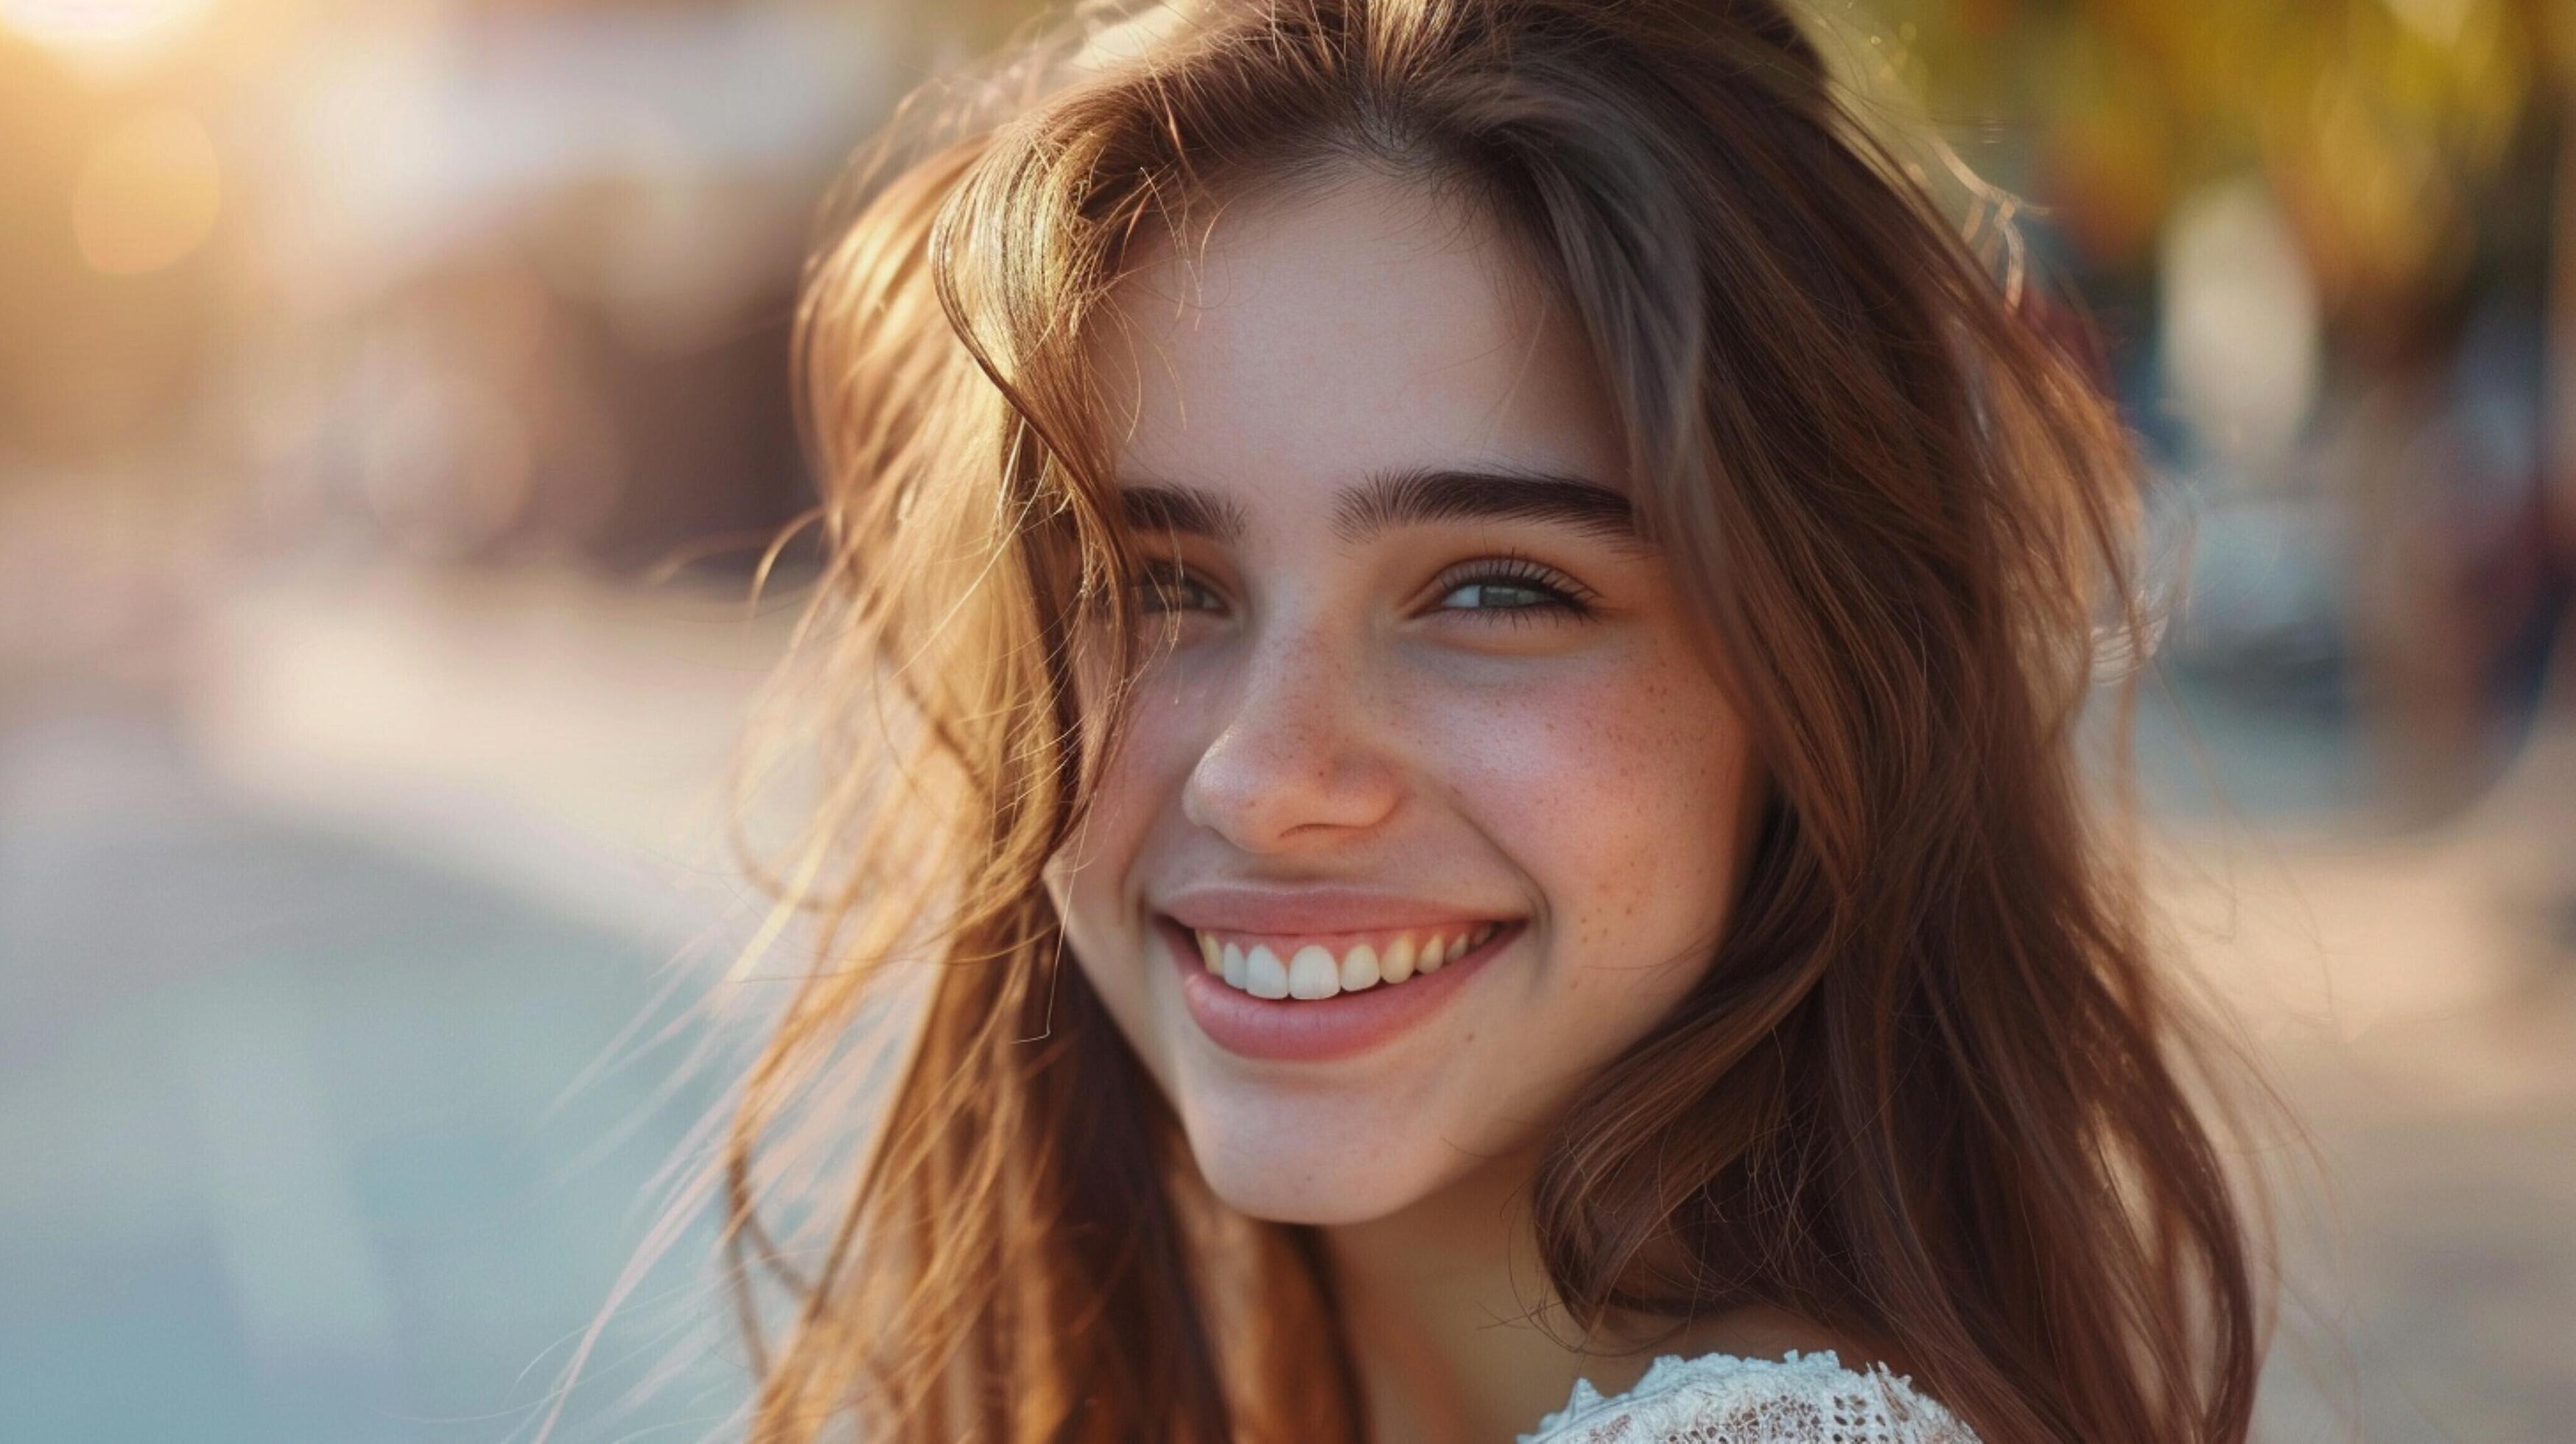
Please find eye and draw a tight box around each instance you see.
[1126,553,1601,626]
[1133,561,1219,614]
[1429,553,1599,626]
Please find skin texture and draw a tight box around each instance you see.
[1041,169,1791,1437]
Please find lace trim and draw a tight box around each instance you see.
[1517,1348,1980,1443]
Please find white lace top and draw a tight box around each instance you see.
[1518,1349,1980,1443]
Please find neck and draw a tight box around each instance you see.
[1320,1149,1867,1444]
[1322,1145,1597,1444]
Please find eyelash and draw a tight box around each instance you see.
[1132,550,1599,627]
[1430,551,1601,626]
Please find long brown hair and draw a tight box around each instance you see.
[717,0,2272,1438]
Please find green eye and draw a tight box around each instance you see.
[1438,580,1560,610]
[1431,555,1597,625]
[1134,564,1216,613]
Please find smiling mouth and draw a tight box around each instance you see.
[1158,916,1520,1000]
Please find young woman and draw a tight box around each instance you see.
[718,0,2270,1437]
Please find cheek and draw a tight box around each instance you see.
[1053,660,1194,886]
[1047,690,1198,1002]
[1436,645,1750,964]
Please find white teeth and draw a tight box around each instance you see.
[1380,933,1417,984]
[1191,923,1512,999]
[1287,945,1341,999]
[1339,942,1380,992]
[1243,944,1289,999]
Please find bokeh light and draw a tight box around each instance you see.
[69,106,221,275]
[2158,177,2324,469]
[0,0,214,68]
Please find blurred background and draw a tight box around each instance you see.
[0,0,2569,1439]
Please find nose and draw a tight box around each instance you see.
[1180,615,1403,852]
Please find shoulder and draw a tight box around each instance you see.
[1515,1349,1981,1444]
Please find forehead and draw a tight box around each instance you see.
[1089,169,1625,519]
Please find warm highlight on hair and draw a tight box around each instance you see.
[723,0,2271,1439]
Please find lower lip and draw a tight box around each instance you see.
[1159,916,1523,1063]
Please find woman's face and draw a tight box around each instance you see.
[1043,170,1762,1224]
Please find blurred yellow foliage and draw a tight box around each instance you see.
[1870,0,2556,294]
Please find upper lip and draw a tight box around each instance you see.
[1156,882,1518,936]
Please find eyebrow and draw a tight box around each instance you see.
[1117,465,1652,555]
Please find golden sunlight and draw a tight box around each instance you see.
[1,0,214,68]
[71,108,223,276]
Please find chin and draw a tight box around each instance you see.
[1173,1096,1450,1225]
